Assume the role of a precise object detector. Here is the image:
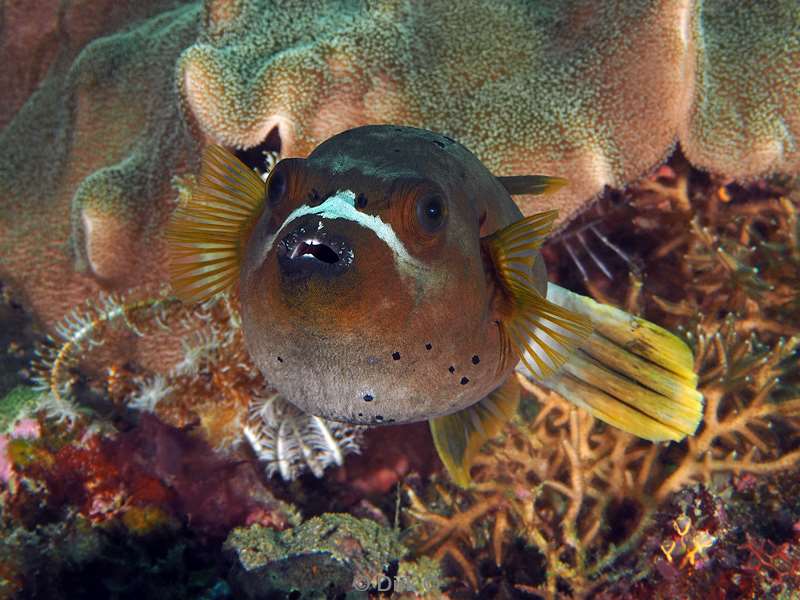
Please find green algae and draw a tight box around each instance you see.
[224,513,443,597]
[0,386,40,434]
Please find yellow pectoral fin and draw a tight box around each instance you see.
[484,210,593,382]
[166,145,266,303]
[536,284,704,441]
[429,377,520,488]
[485,210,560,289]
[505,282,593,381]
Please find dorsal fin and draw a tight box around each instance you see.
[496,175,568,196]
[166,145,266,303]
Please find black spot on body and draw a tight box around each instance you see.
[460,377,470,385]
[358,412,363,417]
[425,343,432,350]
[448,366,455,373]
[472,355,480,364]
[363,394,373,402]
[392,351,401,360]
[277,356,283,363]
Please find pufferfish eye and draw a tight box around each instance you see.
[266,169,287,204]
[415,194,447,233]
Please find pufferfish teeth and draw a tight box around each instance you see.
[289,238,323,260]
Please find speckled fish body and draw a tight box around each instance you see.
[167,124,704,487]
[241,125,540,426]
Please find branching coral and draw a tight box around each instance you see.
[406,323,800,597]
[655,321,800,497]
[550,159,800,331]
[403,166,800,598]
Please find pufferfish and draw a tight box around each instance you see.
[167,125,703,486]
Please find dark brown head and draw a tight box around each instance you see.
[239,125,526,425]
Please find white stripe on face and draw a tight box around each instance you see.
[262,189,425,277]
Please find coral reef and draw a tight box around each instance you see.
[1,2,800,596]
[403,162,800,597]
[182,0,799,218]
[623,476,800,599]
[0,1,201,368]
[3,414,298,535]
[1,0,799,358]
[0,413,300,598]
[3,154,799,599]
[225,513,443,597]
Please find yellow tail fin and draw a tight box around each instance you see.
[530,284,703,441]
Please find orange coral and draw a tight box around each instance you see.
[403,163,800,598]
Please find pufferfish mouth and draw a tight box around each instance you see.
[288,238,340,263]
[277,221,355,277]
